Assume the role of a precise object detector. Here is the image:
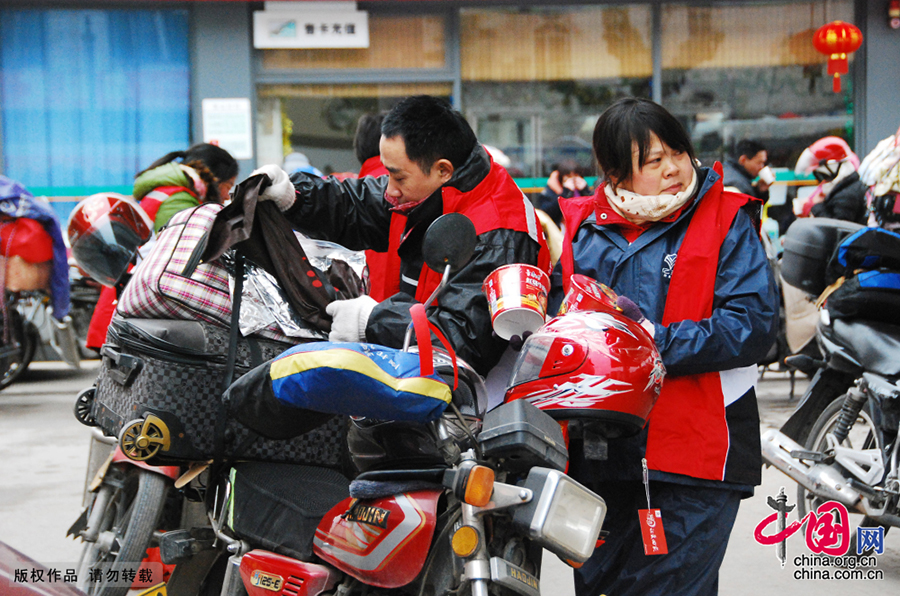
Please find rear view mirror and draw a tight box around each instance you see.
[422,213,476,274]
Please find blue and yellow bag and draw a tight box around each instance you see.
[225,304,456,440]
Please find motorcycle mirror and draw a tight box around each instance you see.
[422,213,477,273]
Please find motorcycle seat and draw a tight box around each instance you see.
[827,318,900,377]
[229,462,350,561]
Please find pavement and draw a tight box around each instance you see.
[1,362,898,595]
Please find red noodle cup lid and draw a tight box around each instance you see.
[559,274,620,315]
[482,264,550,340]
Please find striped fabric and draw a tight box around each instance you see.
[117,203,286,341]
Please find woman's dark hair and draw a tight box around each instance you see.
[137,143,238,202]
[354,112,385,165]
[592,98,696,189]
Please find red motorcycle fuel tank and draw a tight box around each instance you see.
[313,489,442,588]
[239,550,340,596]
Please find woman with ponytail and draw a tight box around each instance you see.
[84,143,238,350]
[134,143,238,231]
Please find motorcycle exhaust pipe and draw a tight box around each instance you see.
[761,429,861,508]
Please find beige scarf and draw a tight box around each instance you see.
[605,168,699,224]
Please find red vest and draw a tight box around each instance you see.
[358,157,398,302]
[559,164,751,481]
[383,162,551,304]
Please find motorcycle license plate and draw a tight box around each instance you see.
[134,584,167,596]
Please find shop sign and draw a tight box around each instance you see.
[253,1,369,49]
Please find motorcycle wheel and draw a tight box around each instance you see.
[0,306,37,390]
[76,466,168,596]
[797,394,890,555]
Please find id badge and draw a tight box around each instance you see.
[638,508,668,555]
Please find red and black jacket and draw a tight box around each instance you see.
[286,145,550,375]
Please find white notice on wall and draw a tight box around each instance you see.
[202,98,253,160]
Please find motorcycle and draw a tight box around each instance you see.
[761,310,900,546]
[155,214,616,596]
[761,218,900,548]
[67,428,182,596]
[0,258,99,390]
[0,287,88,389]
[68,209,662,596]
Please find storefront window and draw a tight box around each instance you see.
[661,0,855,167]
[0,9,189,193]
[256,83,453,174]
[261,14,446,70]
[460,5,651,177]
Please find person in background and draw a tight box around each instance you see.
[551,97,777,596]
[722,139,770,199]
[536,159,589,227]
[353,112,393,300]
[85,143,238,350]
[283,152,324,178]
[135,143,238,232]
[250,95,550,376]
[794,136,868,224]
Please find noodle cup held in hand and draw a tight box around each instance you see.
[483,264,550,340]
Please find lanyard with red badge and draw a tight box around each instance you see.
[638,458,669,555]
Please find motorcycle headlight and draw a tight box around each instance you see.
[512,468,606,563]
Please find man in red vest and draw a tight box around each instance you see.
[554,98,777,595]
[252,95,549,375]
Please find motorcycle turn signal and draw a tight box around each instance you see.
[443,461,495,507]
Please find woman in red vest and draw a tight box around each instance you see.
[552,98,778,596]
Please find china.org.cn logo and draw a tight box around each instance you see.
[753,488,885,580]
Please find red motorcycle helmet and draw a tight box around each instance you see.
[504,310,665,438]
[67,193,153,286]
[795,136,860,181]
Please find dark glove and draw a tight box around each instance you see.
[616,295,655,338]
[616,295,645,323]
[508,330,533,352]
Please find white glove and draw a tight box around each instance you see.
[250,164,296,211]
[325,296,378,343]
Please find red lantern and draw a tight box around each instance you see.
[812,21,863,93]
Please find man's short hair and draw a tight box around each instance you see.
[381,96,477,172]
[354,112,385,165]
[733,139,766,161]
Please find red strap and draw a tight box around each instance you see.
[427,321,458,390]
[409,303,458,389]
[410,303,434,377]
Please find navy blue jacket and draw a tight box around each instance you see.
[551,167,778,487]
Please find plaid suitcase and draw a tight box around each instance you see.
[90,315,347,468]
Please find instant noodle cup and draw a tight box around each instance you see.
[559,274,620,314]
[482,264,550,340]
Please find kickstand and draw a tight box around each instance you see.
[789,370,796,400]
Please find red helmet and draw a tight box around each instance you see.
[504,310,665,438]
[67,193,152,286]
[795,136,860,177]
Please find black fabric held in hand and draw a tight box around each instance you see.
[201,174,336,332]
